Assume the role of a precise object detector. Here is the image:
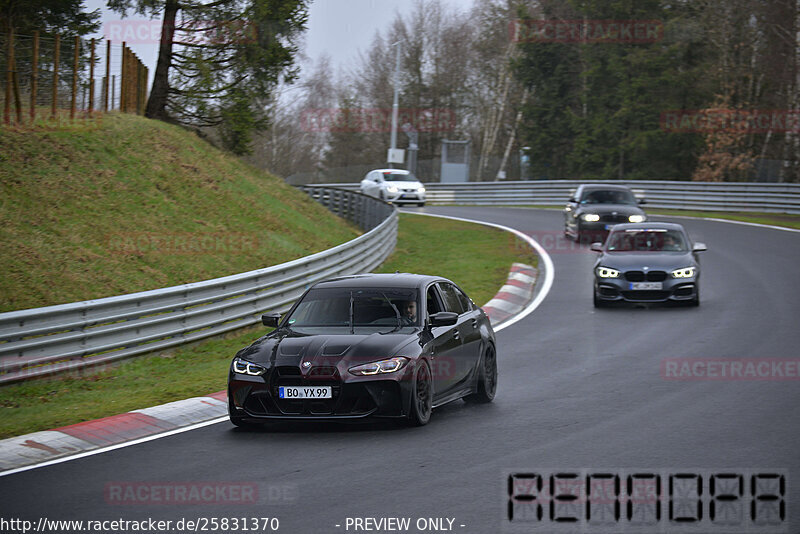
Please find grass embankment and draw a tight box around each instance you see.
[0,113,359,312]
[0,212,537,438]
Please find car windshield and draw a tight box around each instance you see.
[284,287,420,333]
[383,173,418,182]
[606,229,688,252]
[580,189,637,205]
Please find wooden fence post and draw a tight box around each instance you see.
[70,35,79,119]
[3,29,11,125]
[104,40,110,111]
[88,38,95,114]
[30,31,39,121]
[52,34,60,118]
[120,42,127,113]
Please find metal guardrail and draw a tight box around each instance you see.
[321,180,800,214]
[0,188,397,385]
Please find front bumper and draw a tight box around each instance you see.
[594,275,698,303]
[386,190,426,204]
[228,363,415,421]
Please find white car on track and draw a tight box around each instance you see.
[359,169,426,207]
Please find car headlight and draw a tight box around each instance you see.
[671,267,696,278]
[349,357,409,376]
[418,187,426,193]
[386,186,399,193]
[582,213,600,222]
[628,214,646,223]
[596,266,620,278]
[232,357,267,376]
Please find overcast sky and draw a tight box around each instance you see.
[83,0,466,87]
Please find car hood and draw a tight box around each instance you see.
[598,252,696,270]
[235,330,418,369]
[578,203,644,215]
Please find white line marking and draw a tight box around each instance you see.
[402,210,555,332]
[0,417,229,478]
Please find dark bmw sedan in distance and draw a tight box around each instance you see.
[564,184,647,243]
[591,223,707,307]
[228,273,497,428]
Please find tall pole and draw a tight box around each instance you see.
[389,40,401,166]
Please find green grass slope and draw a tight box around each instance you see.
[0,114,359,312]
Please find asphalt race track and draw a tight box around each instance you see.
[2,207,799,533]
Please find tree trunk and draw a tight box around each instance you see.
[145,0,179,120]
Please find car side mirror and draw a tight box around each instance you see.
[261,313,281,328]
[637,198,647,204]
[590,242,604,252]
[692,242,707,252]
[429,311,458,327]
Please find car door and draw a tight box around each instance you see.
[450,283,482,377]
[435,282,475,392]
[424,284,462,399]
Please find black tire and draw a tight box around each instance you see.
[407,360,433,426]
[229,396,259,428]
[418,202,425,207]
[593,290,606,308]
[690,287,700,307]
[464,344,497,404]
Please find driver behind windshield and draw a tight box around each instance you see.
[400,299,417,326]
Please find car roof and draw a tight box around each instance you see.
[311,273,445,290]
[370,169,411,174]
[580,183,635,192]
[610,222,686,231]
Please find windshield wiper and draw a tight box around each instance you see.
[379,291,402,334]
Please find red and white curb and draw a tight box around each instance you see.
[0,392,227,475]
[482,263,537,327]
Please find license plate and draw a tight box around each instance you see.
[278,386,332,399]
[629,282,662,290]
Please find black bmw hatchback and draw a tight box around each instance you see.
[228,273,497,427]
[564,184,648,243]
